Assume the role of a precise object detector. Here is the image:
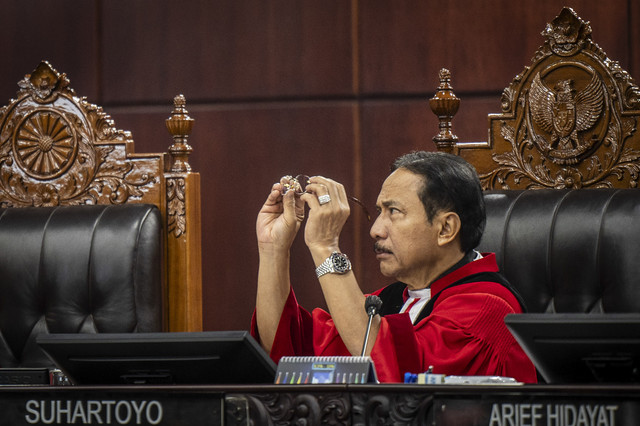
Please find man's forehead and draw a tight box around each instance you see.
[377,169,424,203]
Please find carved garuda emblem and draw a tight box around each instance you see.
[477,7,640,190]
[528,70,604,164]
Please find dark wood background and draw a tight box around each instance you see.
[1,1,638,332]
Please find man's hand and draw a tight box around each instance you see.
[301,176,350,254]
[256,180,305,252]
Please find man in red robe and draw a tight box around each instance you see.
[253,151,537,383]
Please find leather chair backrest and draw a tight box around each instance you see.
[0,204,162,367]
[480,189,640,314]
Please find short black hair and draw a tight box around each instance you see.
[391,151,485,253]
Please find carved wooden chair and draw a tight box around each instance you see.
[430,7,640,190]
[428,8,640,315]
[0,61,202,332]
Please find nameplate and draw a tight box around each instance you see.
[0,388,223,426]
[434,395,633,426]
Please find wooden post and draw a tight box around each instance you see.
[165,95,203,331]
[429,68,460,153]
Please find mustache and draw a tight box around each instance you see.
[373,242,392,254]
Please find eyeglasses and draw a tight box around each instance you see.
[281,174,371,221]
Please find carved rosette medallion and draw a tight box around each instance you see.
[480,7,640,189]
[0,61,155,207]
[13,109,78,179]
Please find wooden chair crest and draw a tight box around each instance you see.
[431,7,640,190]
[0,61,202,331]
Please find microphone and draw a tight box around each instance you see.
[361,295,383,356]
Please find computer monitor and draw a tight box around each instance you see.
[37,331,276,385]
[504,313,640,384]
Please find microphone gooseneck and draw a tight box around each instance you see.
[361,295,383,357]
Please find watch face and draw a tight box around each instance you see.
[331,252,351,273]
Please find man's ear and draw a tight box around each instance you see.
[436,212,461,247]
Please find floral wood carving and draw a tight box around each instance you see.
[167,177,186,237]
[164,95,195,238]
[473,8,640,190]
[351,392,433,425]
[0,61,156,207]
[228,391,351,425]
[226,390,434,425]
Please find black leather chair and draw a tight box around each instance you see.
[480,189,640,314]
[0,62,202,334]
[0,204,162,367]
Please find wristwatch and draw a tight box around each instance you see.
[315,252,352,278]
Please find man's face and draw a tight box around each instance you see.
[370,168,441,288]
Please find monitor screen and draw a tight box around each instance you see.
[505,313,640,384]
[37,331,276,385]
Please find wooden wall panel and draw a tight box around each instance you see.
[0,1,99,102]
[632,1,640,80]
[101,0,353,104]
[359,1,633,96]
[195,104,359,330]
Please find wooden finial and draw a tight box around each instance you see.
[165,94,194,172]
[429,69,460,153]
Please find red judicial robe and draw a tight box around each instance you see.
[251,253,537,383]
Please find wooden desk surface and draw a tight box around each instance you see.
[0,383,638,425]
